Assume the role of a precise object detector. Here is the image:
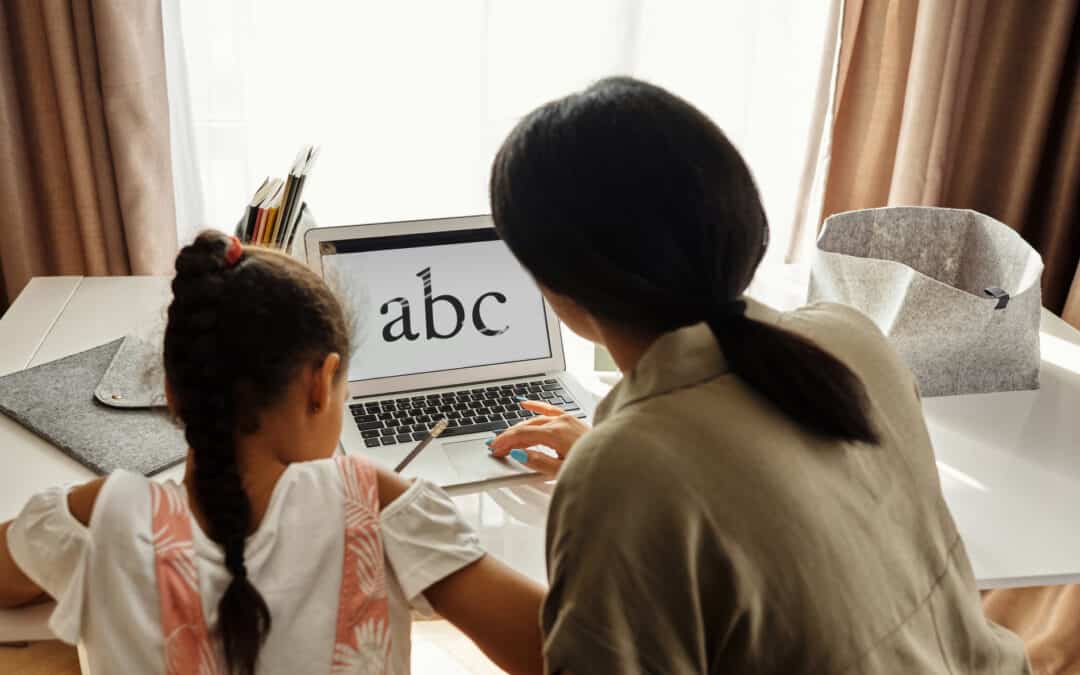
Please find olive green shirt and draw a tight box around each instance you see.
[542,299,1029,674]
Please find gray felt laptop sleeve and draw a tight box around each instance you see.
[0,337,186,475]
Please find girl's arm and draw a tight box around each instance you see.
[0,521,43,608]
[424,555,546,675]
[0,478,105,609]
[376,468,546,675]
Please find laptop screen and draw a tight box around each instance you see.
[321,229,553,382]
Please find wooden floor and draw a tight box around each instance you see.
[0,640,80,675]
[411,620,504,674]
[0,621,504,674]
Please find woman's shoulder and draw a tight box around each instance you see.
[783,301,886,341]
[570,381,740,479]
[781,301,917,390]
[558,416,686,504]
[780,301,902,360]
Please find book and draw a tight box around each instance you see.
[270,173,296,245]
[237,146,319,250]
[251,177,282,243]
[279,146,319,250]
[275,146,311,244]
[251,207,268,244]
[243,177,274,241]
[262,180,286,244]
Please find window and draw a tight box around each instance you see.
[170,1,835,254]
[167,1,838,377]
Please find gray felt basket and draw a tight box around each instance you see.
[808,207,1043,397]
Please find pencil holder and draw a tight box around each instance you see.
[233,202,317,262]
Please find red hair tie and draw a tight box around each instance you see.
[224,235,244,267]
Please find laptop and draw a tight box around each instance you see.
[306,215,595,488]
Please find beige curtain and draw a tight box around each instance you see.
[824,2,1080,673]
[820,0,1080,329]
[0,0,178,311]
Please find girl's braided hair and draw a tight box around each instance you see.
[164,231,349,675]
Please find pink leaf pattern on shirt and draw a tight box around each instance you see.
[331,455,391,674]
[150,457,390,674]
[332,620,391,674]
[151,482,223,675]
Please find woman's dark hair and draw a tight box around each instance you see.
[490,76,879,445]
[164,232,350,675]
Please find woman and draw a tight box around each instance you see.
[486,77,1029,674]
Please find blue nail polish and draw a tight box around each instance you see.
[509,449,528,463]
[514,395,527,402]
[484,438,494,447]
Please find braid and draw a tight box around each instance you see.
[165,231,350,675]
[165,235,266,675]
[184,376,269,674]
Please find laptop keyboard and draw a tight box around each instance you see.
[350,378,585,448]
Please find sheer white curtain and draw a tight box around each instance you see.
[165,0,839,376]
[167,0,836,254]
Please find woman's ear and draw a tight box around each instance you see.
[540,286,602,343]
[308,352,343,414]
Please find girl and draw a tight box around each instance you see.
[0,233,545,674]
[486,77,1030,674]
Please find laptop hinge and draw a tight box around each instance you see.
[351,371,560,399]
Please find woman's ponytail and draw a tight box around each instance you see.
[708,305,880,445]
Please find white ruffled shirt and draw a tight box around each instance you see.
[7,459,484,674]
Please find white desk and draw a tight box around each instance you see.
[749,265,1080,589]
[2,269,1080,642]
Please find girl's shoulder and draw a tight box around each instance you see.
[84,469,155,533]
[67,460,355,540]
[283,454,376,497]
[10,470,149,543]
[89,457,373,533]
[5,470,155,643]
[267,455,383,524]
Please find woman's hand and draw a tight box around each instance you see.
[487,400,590,476]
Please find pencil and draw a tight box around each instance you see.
[394,418,449,473]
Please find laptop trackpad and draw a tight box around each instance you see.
[443,438,532,482]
